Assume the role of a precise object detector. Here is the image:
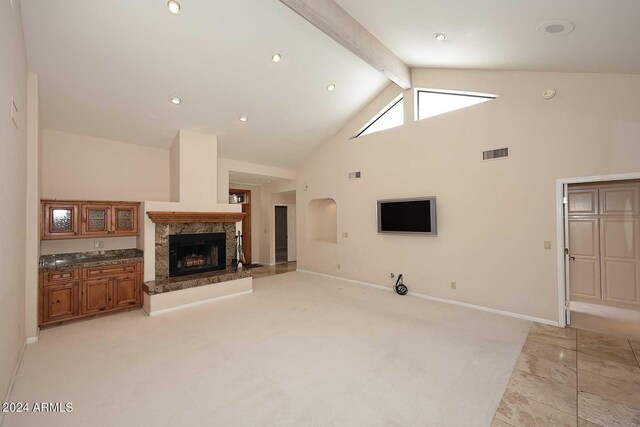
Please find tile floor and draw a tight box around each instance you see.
[248,261,297,279]
[492,323,640,426]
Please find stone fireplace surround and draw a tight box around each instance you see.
[144,211,252,298]
[155,222,236,281]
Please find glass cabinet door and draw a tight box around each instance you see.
[43,203,79,238]
[81,204,111,235]
[112,205,138,235]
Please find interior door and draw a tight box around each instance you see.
[568,218,601,301]
[563,185,571,325]
[600,218,640,305]
[287,205,297,262]
[275,206,288,263]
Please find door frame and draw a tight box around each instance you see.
[556,172,640,327]
[272,203,296,265]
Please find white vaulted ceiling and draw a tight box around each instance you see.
[21,0,388,168]
[335,0,640,73]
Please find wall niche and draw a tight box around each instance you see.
[307,198,337,243]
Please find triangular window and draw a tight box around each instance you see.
[416,89,497,121]
[355,95,404,138]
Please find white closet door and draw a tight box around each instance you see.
[569,218,601,301]
[600,218,640,306]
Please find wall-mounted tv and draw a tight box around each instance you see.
[377,197,437,236]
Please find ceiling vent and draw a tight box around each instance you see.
[483,147,510,161]
[348,171,362,180]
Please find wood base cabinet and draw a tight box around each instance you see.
[40,261,143,327]
[42,282,79,323]
[82,278,113,314]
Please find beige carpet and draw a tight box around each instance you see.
[5,272,530,427]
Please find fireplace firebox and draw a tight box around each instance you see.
[169,233,226,277]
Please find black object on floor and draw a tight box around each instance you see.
[394,274,408,295]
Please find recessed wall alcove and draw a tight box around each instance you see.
[307,198,337,243]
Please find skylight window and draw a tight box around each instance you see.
[355,95,404,138]
[416,89,497,121]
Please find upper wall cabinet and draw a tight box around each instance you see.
[112,204,139,235]
[42,200,140,240]
[81,204,111,236]
[43,202,80,239]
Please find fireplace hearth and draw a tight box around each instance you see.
[169,232,226,277]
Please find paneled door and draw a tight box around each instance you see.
[568,218,601,301]
[42,282,79,323]
[42,202,79,239]
[81,279,113,314]
[600,218,640,305]
[80,204,111,236]
[113,275,140,308]
[112,204,139,235]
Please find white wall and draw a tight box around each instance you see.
[217,158,297,204]
[297,69,640,323]
[0,0,28,403]
[40,129,171,255]
[25,73,41,340]
[174,130,217,204]
[42,129,170,201]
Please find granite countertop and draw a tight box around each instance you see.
[39,249,144,272]
[144,267,252,295]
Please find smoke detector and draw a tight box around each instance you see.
[537,20,575,35]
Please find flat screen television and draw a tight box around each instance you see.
[377,197,437,236]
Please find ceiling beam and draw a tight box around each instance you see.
[279,0,412,90]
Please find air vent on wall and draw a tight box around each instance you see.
[482,147,510,161]
[348,171,362,180]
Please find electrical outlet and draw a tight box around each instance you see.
[342,232,349,238]
[544,241,552,250]
[94,241,104,249]
[451,282,457,290]
[337,264,341,269]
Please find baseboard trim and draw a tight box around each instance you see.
[1,338,33,426]
[296,269,558,326]
[145,290,254,317]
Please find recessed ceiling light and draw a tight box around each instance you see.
[271,53,282,63]
[327,83,336,92]
[169,96,182,105]
[536,20,575,35]
[167,0,181,14]
[434,33,447,41]
[239,116,248,122]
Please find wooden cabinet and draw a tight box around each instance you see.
[42,202,80,239]
[42,200,140,240]
[112,204,139,235]
[113,275,141,308]
[229,188,252,264]
[81,203,111,235]
[42,282,79,323]
[39,261,143,327]
[82,278,113,314]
